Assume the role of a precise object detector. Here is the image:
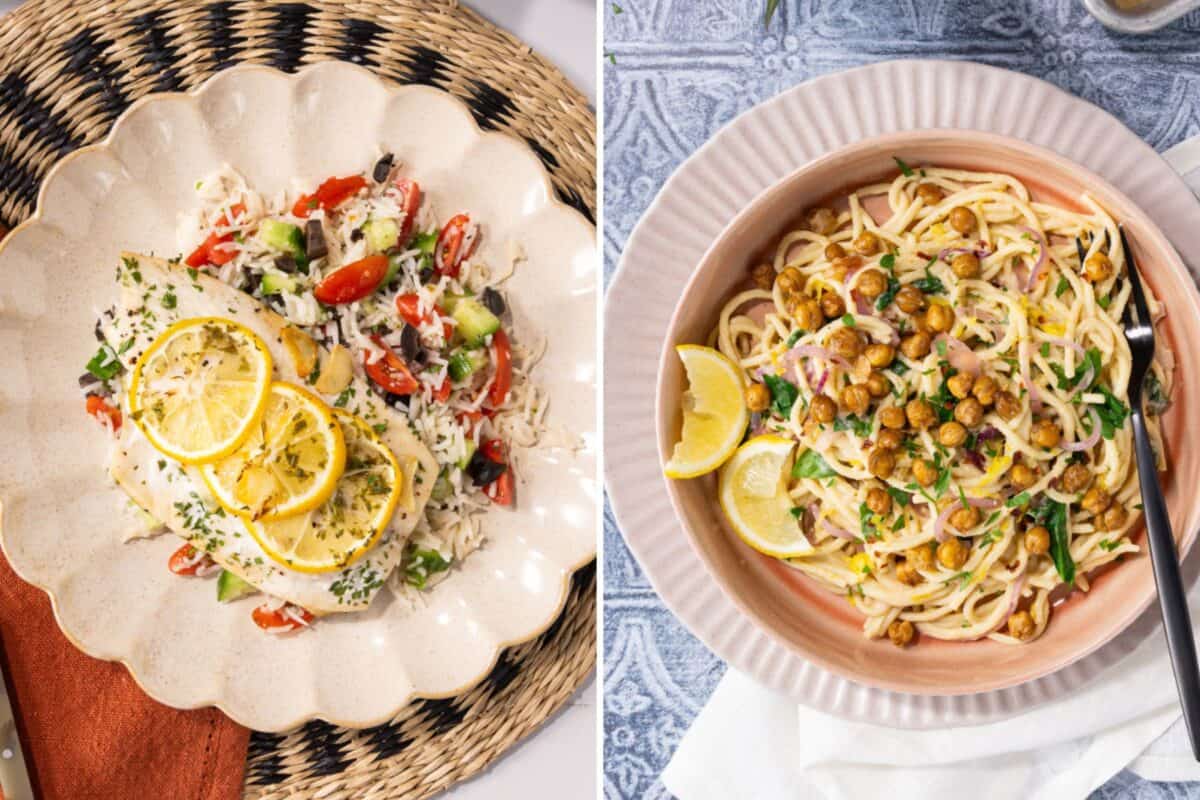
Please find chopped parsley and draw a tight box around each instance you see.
[762,374,799,418]
[875,275,902,310]
[841,313,856,327]
[1006,491,1031,508]
[784,330,803,348]
[792,449,837,480]
[833,414,873,437]
[1055,276,1070,297]
[403,548,452,589]
[886,486,911,507]
[912,264,945,294]
[161,289,177,309]
[85,344,123,380]
[893,156,915,177]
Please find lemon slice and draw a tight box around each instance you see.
[244,409,402,573]
[718,436,813,558]
[200,382,346,521]
[128,317,273,464]
[663,344,749,478]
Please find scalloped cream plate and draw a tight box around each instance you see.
[0,62,596,731]
[605,60,1200,728]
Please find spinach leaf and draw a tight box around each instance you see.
[792,449,837,480]
[762,374,799,418]
[1092,385,1129,439]
[875,275,902,311]
[912,266,945,294]
[1032,499,1074,584]
[833,414,873,437]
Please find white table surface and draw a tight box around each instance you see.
[0,1,598,798]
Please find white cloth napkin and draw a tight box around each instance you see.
[660,142,1200,800]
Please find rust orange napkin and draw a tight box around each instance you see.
[0,551,250,800]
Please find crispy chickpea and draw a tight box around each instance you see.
[1081,486,1112,516]
[1060,463,1093,494]
[946,371,975,400]
[1024,525,1051,555]
[954,397,984,427]
[994,390,1021,421]
[937,420,968,447]
[824,242,846,261]
[857,269,888,299]
[900,331,932,360]
[951,252,980,280]
[1084,252,1114,283]
[830,254,862,281]
[888,620,915,647]
[971,374,998,406]
[841,384,872,416]
[912,458,939,487]
[853,230,881,256]
[876,429,904,450]
[1100,504,1129,531]
[751,263,775,290]
[819,291,846,319]
[924,303,955,333]
[949,505,981,532]
[1009,463,1038,490]
[866,372,890,398]
[866,487,892,515]
[879,405,907,430]
[937,538,969,570]
[1030,419,1061,449]
[868,448,896,479]
[895,560,923,586]
[895,285,926,314]
[789,296,824,332]
[907,545,936,571]
[829,326,865,359]
[906,398,937,429]
[1008,611,1036,640]
[864,343,895,369]
[916,182,944,205]
[948,206,976,235]
[775,266,803,294]
[744,383,770,412]
[807,207,838,235]
[810,394,837,424]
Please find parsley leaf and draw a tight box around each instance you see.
[404,548,452,589]
[886,487,911,507]
[1055,276,1070,297]
[792,449,837,480]
[1092,385,1130,439]
[912,266,945,294]
[875,275,902,311]
[784,330,803,348]
[833,414,873,437]
[85,344,123,380]
[894,156,915,177]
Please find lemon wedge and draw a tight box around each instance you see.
[128,317,273,464]
[200,382,346,521]
[244,409,402,573]
[663,345,749,479]
[718,436,812,558]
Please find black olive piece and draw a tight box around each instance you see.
[399,324,420,362]
[419,265,435,284]
[413,348,428,366]
[350,228,364,242]
[241,268,263,295]
[481,287,506,316]
[305,219,328,260]
[78,372,100,389]
[384,392,409,411]
[372,153,395,183]
[93,319,104,341]
[274,254,298,273]
[466,450,507,486]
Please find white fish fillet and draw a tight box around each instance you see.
[104,253,438,613]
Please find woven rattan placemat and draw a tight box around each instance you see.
[0,1,596,797]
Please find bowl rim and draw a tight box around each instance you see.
[654,126,1200,695]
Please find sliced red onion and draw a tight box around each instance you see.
[814,367,830,394]
[976,425,1003,443]
[788,344,851,370]
[1019,226,1049,292]
[749,412,764,436]
[853,290,871,315]
[934,497,1001,542]
[938,245,993,262]
[821,518,858,541]
[1063,406,1102,452]
[961,448,985,470]
[933,334,982,376]
[980,574,1026,638]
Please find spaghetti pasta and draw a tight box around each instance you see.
[715,164,1173,646]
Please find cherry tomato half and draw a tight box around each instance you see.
[434,214,478,277]
[85,394,122,430]
[363,336,420,395]
[167,543,213,576]
[292,175,368,219]
[486,328,512,408]
[313,254,389,305]
[251,603,314,632]
[395,293,453,341]
[395,178,421,246]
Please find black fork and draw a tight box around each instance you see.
[1120,225,1200,760]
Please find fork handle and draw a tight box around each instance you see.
[1132,408,1200,760]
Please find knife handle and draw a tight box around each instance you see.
[0,713,34,799]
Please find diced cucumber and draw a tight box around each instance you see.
[440,292,473,314]
[363,218,400,253]
[456,439,478,470]
[430,470,454,502]
[414,230,438,255]
[259,219,308,269]
[451,298,501,347]
[261,271,298,295]
[447,348,489,381]
[216,570,258,602]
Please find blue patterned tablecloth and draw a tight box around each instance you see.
[602,2,1200,798]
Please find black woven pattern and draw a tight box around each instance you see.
[130,10,185,92]
[203,1,242,71]
[340,17,384,67]
[63,29,131,124]
[268,3,317,73]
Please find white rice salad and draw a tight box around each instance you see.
[81,153,549,610]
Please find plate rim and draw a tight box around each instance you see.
[0,60,597,731]
[605,57,1200,728]
[652,125,1200,696]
